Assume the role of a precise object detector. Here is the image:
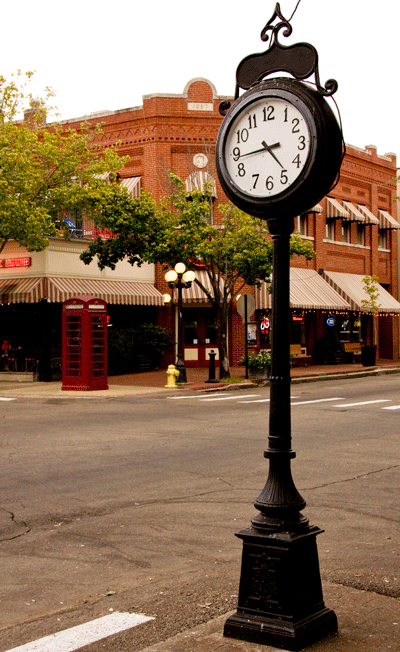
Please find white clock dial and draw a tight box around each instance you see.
[225,97,311,198]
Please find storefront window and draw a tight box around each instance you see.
[184,310,198,344]
[259,314,271,347]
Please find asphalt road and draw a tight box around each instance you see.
[0,375,399,651]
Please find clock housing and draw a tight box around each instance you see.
[216,78,343,220]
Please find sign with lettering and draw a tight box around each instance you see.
[0,257,31,268]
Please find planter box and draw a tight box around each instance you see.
[248,368,270,381]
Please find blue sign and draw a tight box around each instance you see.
[326,317,335,327]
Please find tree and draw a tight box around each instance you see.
[81,174,315,378]
[0,71,129,253]
[361,274,381,347]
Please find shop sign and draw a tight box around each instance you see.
[260,317,270,332]
[326,317,336,327]
[92,227,115,239]
[0,257,31,268]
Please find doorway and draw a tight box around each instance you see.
[182,307,218,367]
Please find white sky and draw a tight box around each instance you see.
[2,0,399,162]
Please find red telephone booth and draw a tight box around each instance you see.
[62,295,108,391]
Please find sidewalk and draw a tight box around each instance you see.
[139,579,400,651]
[0,360,400,397]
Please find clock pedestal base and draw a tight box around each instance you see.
[224,525,337,651]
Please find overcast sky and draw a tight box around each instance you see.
[2,0,398,162]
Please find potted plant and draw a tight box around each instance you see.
[360,275,381,367]
[244,350,271,380]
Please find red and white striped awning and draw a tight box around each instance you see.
[323,271,400,313]
[378,210,400,230]
[46,277,163,305]
[0,277,45,303]
[326,197,349,219]
[0,276,163,305]
[356,205,379,225]
[120,176,141,197]
[255,268,351,311]
[342,201,368,223]
[185,171,217,197]
[175,271,223,304]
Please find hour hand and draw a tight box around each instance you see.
[261,141,283,168]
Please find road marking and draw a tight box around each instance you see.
[382,405,400,410]
[291,397,345,406]
[334,399,391,408]
[239,397,298,403]
[5,612,154,652]
[199,394,259,402]
[167,392,238,400]
[0,397,15,401]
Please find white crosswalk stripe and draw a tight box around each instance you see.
[334,399,391,408]
[291,397,344,406]
[5,612,154,652]
[382,405,400,410]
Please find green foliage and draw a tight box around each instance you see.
[107,323,175,375]
[361,275,381,315]
[0,71,129,253]
[240,350,271,369]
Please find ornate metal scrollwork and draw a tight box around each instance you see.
[219,2,338,116]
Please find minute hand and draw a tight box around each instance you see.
[261,141,283,168]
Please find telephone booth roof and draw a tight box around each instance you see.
[62,295,107,309]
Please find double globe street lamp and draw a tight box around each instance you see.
[164,263,196,384]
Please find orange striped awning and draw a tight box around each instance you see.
[46,277,163,305]
[323,271,400,313]
[255,268,351,311]
[174,271,223,304]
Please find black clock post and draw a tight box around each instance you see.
[216,5,344,651]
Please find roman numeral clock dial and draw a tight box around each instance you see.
[216,79,343,220]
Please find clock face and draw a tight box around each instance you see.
[224,96,311,199]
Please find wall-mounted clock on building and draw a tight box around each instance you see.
[216,77,343,220]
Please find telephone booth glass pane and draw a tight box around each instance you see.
[91,315,106,378]
[65,315,82,376]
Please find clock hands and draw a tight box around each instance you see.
[237,141,284,168]
[261,141,284,169]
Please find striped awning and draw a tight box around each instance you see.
[323,271,400,313]
[0,277,45,303]
[326,197,349,219]
[356,205,379,225]
[46,277,163,305]
[255,268,351,311]
[185,171,217,197]
[308,203,323,213]
[378,210,400,230]
[120,176,141,197]
[177,271,223,304]
[342,201,367,223]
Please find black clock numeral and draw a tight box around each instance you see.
[280,169,288,185]
[252,174,259,189]
[266,176,274,191]
[298,135,306,151]
[232,147,241,161]
[236,128,249,143]
[248,114,257,129]
[283,106,288,122]
[263,105,275,121]
[292,154,301,168]
[292,118,300,133]
[238,162,246,177]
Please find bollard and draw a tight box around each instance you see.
[165,364,180,388]
[205,350,218,383]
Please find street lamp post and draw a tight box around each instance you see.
[165,263,195,384]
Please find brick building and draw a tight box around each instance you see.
[1,78,399,375]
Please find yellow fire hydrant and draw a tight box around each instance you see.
[165,364,180,388]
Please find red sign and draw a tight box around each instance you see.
[0,257,31,268]
[92,228,115,239]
